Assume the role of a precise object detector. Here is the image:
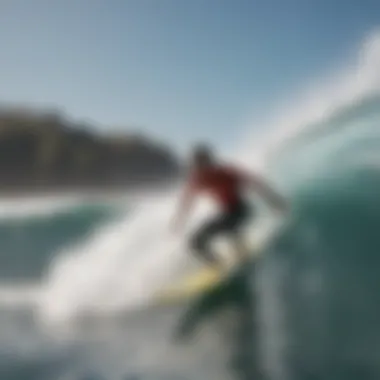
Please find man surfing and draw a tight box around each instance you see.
[171,144,288,269]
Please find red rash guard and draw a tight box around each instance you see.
[187,165,249,211]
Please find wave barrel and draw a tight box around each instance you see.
[257,170,380,380]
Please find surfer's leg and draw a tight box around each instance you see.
[224,200,252,262]
[230,233,250,262]
[191,200,252,268]
[190,217,226,268]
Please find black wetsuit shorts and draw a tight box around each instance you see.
[191,198,252,256]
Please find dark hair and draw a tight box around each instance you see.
[191,143,214,166]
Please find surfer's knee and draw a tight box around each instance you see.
[190,229,221,267]
[191,231,207,254]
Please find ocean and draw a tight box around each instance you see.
[2,31,380,380]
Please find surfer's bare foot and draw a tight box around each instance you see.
[199,253,224,272]
[208,261,226,275]
[231,237,250,263]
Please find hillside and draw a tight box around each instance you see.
[0,107,181,193]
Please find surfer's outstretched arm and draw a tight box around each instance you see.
[171,180,197,233]
[246,172,288,213]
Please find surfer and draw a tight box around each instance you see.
[171,144,287,268]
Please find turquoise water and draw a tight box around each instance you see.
[257,93,380,380]
[0,203,121,281]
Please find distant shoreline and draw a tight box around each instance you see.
[0,180,181,200]
[0,106,182,199]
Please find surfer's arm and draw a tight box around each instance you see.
[245,172,287,213]
[171,179,197,232]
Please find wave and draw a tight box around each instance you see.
[0,195,85,220]
[0,29,378,380]
[234,29,380,175]
[257,168,380,380]
[255,32,380,380]
[0,201,122,282]
[0,30,375,337]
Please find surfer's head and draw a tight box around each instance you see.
[191,143,214,169]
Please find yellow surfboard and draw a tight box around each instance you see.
[155,266,228,304]
[154,220,279,305]
[154,247,259,304]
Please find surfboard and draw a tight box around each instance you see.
[155,266,230,304]
[154,248,259,304]
[154,218,280,304]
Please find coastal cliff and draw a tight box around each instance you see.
[0,107,181,193]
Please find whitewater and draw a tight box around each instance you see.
[1,30,380,380]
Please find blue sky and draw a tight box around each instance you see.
[0,0,379,151]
